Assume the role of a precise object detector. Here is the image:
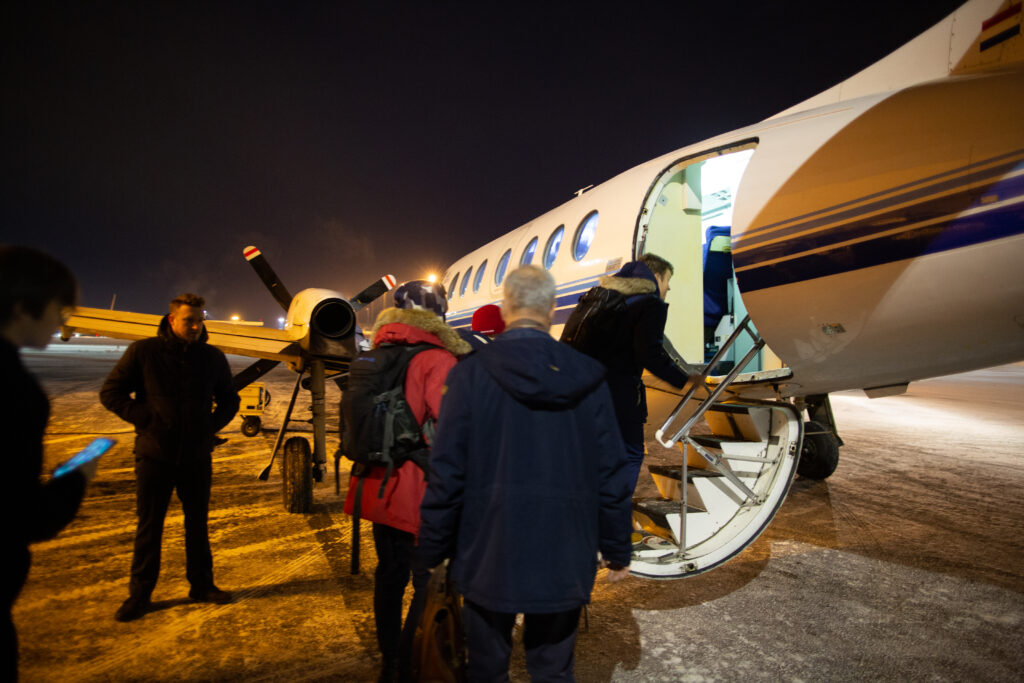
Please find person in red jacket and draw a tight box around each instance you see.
[344,280,469,682]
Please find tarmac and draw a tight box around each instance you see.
[12,338,1024,681]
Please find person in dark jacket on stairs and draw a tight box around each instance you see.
[585,254,693,488]
[101,293,239,622]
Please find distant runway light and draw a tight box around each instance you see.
[427,273,437,283]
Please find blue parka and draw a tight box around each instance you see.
[418,327,633,614]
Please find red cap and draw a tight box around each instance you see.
[471,304,505,336]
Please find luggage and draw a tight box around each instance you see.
[412,562,466,683]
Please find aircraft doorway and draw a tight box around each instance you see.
[636,144,760,373]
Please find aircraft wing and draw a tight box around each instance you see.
[63,306,302,364]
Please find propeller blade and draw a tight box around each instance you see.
[350,274,397,312]
[232,358,281,391]
[243,246,294,311]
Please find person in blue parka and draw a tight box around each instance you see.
[418,265,633,681]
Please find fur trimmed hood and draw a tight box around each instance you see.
[598,274,657,296]
[371,307,472,356]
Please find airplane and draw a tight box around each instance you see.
[437,0,1024,578]
[61,0,1021,579]
[63,246,397,513]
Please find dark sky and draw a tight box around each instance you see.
[2,0,967,323]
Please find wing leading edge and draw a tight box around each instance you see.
[63,307,302,364]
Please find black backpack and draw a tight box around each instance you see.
[342,343,433,481]
[559,286,627,362]
[342,343,433,573]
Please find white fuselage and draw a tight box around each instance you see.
[441,1,1024,400]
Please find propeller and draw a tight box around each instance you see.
[350,274,397,311]
[239,245,399,488]
[232,358,282,392]
[243,246,293,311]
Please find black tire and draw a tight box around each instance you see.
[240,416,261,437]
[282,436,313,513]
[797,420,840,480]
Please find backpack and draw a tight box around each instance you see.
[341,343,433,573]
[559,286,627,362]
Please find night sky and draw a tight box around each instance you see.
[2,1,967,324]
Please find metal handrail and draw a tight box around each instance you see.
[655,315,762,448]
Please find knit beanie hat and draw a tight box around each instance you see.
[471,304,505,336]
[393,280,448,319]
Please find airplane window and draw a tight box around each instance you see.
[460,267,473,297]
[520,237,538,266]
[573,212,598,261]
[495,249,512,285]
[473,260,488,293]
[543,225,564,270]
[448,274,459,300]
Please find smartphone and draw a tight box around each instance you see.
[53,437,116,478]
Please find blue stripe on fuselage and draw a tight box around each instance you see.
[447,276,601,328]
[735,170,1024,291]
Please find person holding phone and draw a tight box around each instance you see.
[101,292,239,622]
[0,245,98,680]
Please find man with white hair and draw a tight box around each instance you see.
[419,265,633,681]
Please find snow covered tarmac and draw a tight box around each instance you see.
[13,340,1024,681]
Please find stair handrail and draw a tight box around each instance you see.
[655,315,764,449]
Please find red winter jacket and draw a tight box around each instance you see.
[344,307,469,534]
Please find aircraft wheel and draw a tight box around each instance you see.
[797,420,840,479]
[282,436,313,513]
[240,416,261,437]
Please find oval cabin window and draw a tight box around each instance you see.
[573,212,598,261]
[495,249,511,285]
[543,226,564,270]
[473,260,488,293]
[520,237,538,266]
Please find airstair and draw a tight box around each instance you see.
[630,316,803,578]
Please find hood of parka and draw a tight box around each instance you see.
[371,306,472,356]
[599,260,659,297]
[475,328,606,409]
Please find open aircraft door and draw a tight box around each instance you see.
[628,142,805,578]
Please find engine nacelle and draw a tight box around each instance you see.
[285,288,357,359]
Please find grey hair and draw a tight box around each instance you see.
[502,265,556,315]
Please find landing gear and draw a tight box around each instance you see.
[241,415,261,437]
[282,436,313,513]
[797,420,840,479]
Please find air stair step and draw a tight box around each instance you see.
[648,464,724,482]
[690,434,779,449]
[705,403,751,415]
[633,498,702,543]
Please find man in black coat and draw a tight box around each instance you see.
[418,265,633,681]
[1,246,96,679]
[582,254,692,488]
[101,293,239,622]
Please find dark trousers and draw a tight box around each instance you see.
[463,600,581,682]
[623,437,645,490]
[372,522,429,679]
[129,456,214,598]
